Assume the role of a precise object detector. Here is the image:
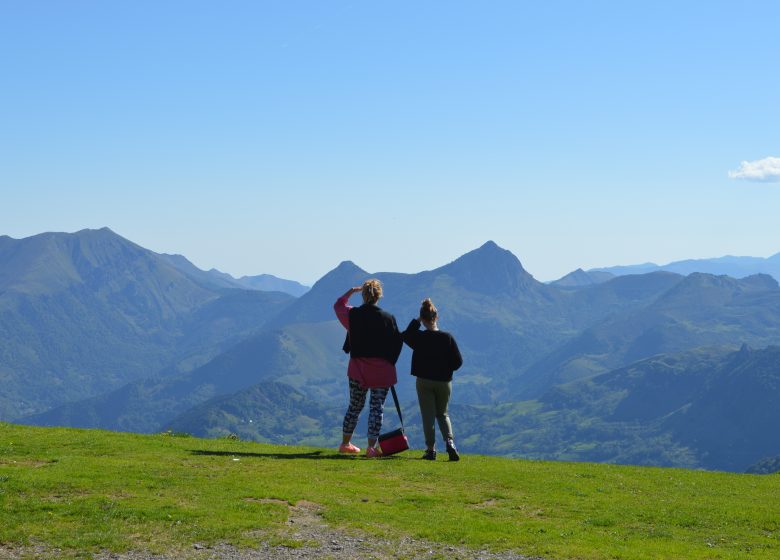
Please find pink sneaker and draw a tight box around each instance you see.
[365,447,383,458]
[338,442,361,454]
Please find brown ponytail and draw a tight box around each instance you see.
[420,298,438,323]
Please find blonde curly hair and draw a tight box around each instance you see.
[361,279,383,304]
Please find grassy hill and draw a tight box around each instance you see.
[1,423,779,559]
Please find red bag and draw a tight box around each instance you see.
[378,387,409,456]
[379,427,409,455]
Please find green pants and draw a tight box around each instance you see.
[416,377,453,449]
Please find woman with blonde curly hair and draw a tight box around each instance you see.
[334,279,402,457]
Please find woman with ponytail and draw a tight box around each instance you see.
[402,298,463,461]
[334,279,403,457]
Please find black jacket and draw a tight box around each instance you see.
[342,304,403,365]
[402,319,463,382]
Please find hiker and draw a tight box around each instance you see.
[334,279,403,457]
[402,298,463,461]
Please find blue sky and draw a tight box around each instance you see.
[2,1,779,284]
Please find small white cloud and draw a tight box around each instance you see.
[728,156,780,182]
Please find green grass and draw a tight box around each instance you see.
[1,422,779,559]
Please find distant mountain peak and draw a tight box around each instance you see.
[738,273,779,291]
[677,271,778,291]
[551,268,615,288]
[73,226,119,238]
[307,260,369,292]
[670,272,739,292]
[468,240,516,260]
[158,254,308,296]
[437,241,540,294]
[478,240,501,250]
[332,260,367,274]
[687,271,730,281]
[553,268,587,284]
[560,269,587,280]
[593,252,780,283]
[453,240,520,262]
[264,259,369,326]
[235,274,309,297]
[655,271,779,312]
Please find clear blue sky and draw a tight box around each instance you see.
[2,1,779,284]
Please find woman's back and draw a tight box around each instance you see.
[348,303,403,364]
[403,320,462,382]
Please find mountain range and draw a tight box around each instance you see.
[4,228,780,472]
[158,252,309,296]
[0,228,295,419]
[588,253,780,282]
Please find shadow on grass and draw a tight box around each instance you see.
[190,449,406,460]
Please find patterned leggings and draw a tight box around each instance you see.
[342,378,389,440]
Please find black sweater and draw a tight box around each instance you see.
[401,319,463,382]
[342,304,403,365]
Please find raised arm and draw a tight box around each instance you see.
[334,286,362,329]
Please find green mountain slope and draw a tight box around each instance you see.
[516,272,780,398]
[451,345,780,471]
[663,344,780,471]
[23,321,347,433]
[162,381,343,445]
[0,228,294,420]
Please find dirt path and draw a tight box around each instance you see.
[1,500,541,559]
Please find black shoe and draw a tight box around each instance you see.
[446,439,460,461]
[422,449,437,461]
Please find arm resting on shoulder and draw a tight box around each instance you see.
[401,318,422,349]
[450,336,463,371]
